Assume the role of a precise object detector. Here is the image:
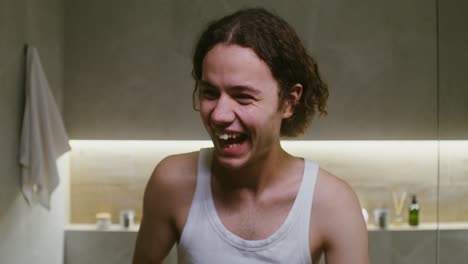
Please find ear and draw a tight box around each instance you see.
[282,83,303,119]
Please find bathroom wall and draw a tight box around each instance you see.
[64,0,439,140]
[0,0,66,263]
[438,0,468,218]
[69,140,468,225]
[438,0,468,259]
[439,0,468,140]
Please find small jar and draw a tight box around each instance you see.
[120,209,135,229]
[373,208,389,229]
[96,212,112,229]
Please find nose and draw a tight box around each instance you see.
[211,95,236,126]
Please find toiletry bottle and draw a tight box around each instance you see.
[409,194,419,226]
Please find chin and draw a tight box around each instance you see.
[212,149,252,171]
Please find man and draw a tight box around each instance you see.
[133,8,369,264]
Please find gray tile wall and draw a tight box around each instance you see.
[439,0,468,140]
[0,0,65,263]
[64,0,444,140]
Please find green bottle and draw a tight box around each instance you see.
[409,194,419,226]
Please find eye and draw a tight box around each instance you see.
[200,88,219,100]
[235,94,256,104]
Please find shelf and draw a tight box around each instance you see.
[367,222,468,231]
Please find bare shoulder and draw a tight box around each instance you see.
[312,168,363,236]
[311,169,369,263]
[144,151,199,228]
[314,169,359,210]
[313,168,365,233]
[148,151,198,192]
[133,152,199,263]
[143,152,199,238]
[146,151,198,202]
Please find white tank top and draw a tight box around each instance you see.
[178,148,319,264]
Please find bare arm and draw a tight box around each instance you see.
[132,159,179,264]
[316,171,370,264]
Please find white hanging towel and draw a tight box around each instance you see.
[19,46,71,209]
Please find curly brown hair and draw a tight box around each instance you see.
[192,7,328,137]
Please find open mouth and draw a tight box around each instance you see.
[216,132,248,148]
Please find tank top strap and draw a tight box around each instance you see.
[196,148,212,193]
[178,148,213,247]
[295,159,319,219]
[291,159,319,263]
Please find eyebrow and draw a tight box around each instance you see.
[198,80,261,95]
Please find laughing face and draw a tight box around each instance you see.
[199,44,296,170]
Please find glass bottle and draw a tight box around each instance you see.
[409,194,419,226]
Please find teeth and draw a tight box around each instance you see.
[217,133,241,140]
